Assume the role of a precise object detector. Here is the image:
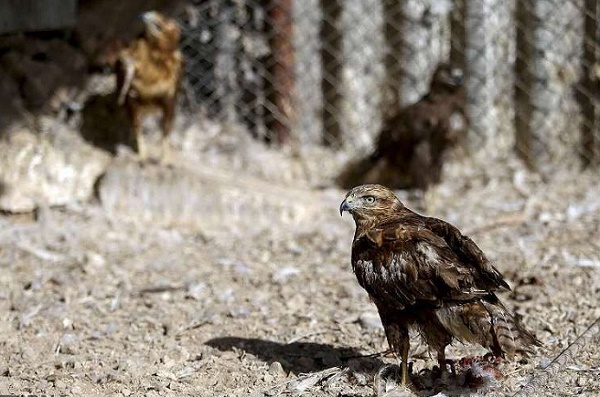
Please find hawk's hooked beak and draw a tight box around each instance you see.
[142,11,159,24]
[450,68,464,86]
[141,11,160,32]
[339,197,353,216]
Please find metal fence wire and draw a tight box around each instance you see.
[178,0,600,169]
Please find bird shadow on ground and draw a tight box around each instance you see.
[207,337,500,396]
[205,336,384,375]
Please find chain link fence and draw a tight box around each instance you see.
[178,0,599,169]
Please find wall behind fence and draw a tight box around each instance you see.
[179,0,599,170]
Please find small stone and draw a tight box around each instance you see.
[285,293,306,312]
[62,318,74,329]
[359,311,383,330]
[54,378,67,389]
[85,251,106,268]
[350,370,368,386]
[186,282,207,300]
[262,373,274,383]
[0,129,110,212]
[218,351,238,360]
[229,306,250,318]
[122,388,131,396]
[268,361,286,377]
[272,267,301,284]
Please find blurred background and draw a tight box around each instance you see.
[1,0,598,217]
[1,2,600,396]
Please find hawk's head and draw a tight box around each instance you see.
[340,184,404,221]
[142,11,181,51]
[430,63,464,93]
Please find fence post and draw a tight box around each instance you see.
[382,0,403,117]
[580,0,599,167]
[450,0,467,70]
[320,0,343,147]
[514,0,584,171]
[514,0,535,168]
[267,0,296,145]
[397,0,451,107]
[464,0,516,155]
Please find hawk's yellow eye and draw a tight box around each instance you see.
[365,196,375,204]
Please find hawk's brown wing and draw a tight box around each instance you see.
[351,220,500,310]
[422,215,510,291]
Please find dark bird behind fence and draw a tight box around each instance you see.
[338,64,468,191]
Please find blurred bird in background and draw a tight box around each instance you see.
[340,184,541,387]
[115,11,183,163]
[338,64,467,191]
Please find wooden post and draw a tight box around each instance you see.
[514,0,535,169]
[382,0,403,117]
[320,0,343,147]
[519,0,583,170]
[398,1,451,107]
[450,0,467,70]
[580,0,599,167]
[267,0,296,145]
[465,0,515,153]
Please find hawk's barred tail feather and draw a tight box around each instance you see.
[434,300,541,358]
[480,301,541,358]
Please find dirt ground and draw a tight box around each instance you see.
[1,143,599,397]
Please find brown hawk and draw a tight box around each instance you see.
[116,11,183,163]
[338,64,467,191]
[340,184,540,385]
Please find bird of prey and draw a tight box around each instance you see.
[338,64,467,191]
[340,184,540,386]
[115,11,183,163]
